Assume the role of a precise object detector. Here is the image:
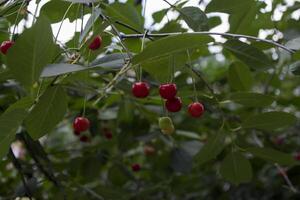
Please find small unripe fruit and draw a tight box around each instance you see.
[73,117,90,132]
[132,82,150,98]
[131,163,141,172]
[0,40,14,54]
[144,145,155,155]
[159,83,177,100]
[88,35,102,50]
[165,97,182,112]
[159,117,175,135]
[188,102,205,118]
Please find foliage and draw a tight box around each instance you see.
[0,0,300,199]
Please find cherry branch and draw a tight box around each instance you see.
[120,32,295,54]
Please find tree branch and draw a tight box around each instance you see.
[120,32,295,54]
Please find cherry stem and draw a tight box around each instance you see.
[54,3,74,43]
[11,0,27,40]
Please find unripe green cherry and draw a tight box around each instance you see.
[161,125,175,135]
[159,117,173,130]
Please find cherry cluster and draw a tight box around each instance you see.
[132,82,205,117]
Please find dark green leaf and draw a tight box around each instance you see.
[228,62,253,91]
[246,147,298,166]
[223,40,272,70]
[133,33,212,64]
[229,92,274,107]
[220,152,252,184]
[7,16,56,88]
[242,111,296,131]
[195,131,225,165]
[180,7,209,31]
[25,86,68,139]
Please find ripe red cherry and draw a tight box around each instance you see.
[79,135,90,143]
[132,82,150,98]
[0,40,14,55]
[131,163,141,172]
[165,97,182,112]
[73,117,90,132]
[294,153,300,161]
[159,83,177,100]
[88,35,102,50]
[188,102,205,118]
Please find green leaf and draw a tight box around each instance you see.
[79,8,102,44]
[7,16,56,88]
[105,2,143,33]
[0,106,28,159]
[41,53,129,77]
[64,0,98,3]
[223,40,272,70]
[206,0,258,34]
[291,61,300,75]
[246,147,298,166]
[195,131,225,165]
[180,7,209,31]
[228,62,253,91]
[242,111,297,131]
[229,92,274,107]
[25,86,68,139]
[133,33,212,64]
[220,152,252,185]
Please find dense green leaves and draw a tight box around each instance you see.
[7,16,56,88]
[133,33,212,64]
[180,7,208,31]
[242,111,297,131]
[220,152,252,184]
[228,62,253,91]
[25,86,68,139]
[223,40,272,70]
[196,131,225,165]
[229,92,274,107]
[246,147,298,166]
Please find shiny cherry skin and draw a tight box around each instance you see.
[0,40,14,54]
[159,83,177,100]
[132,82,150,98]
[131,163,141,172]
[165,97,182,112]
[73,117,90,132]
[88,35,102,50]
[188,102,205,118]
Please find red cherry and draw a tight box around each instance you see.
[73,131,81,136]
[104,132,113,139]
[188,102,205,118]
[131,163,141,172]
[159,83,177,100]
[73,117,90,132]
[132,82,150,98]
[165,97,182,112]
[88,35,102,50]
[0,40,14,55]
[79,135,90,143]
[294,153,300,161]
